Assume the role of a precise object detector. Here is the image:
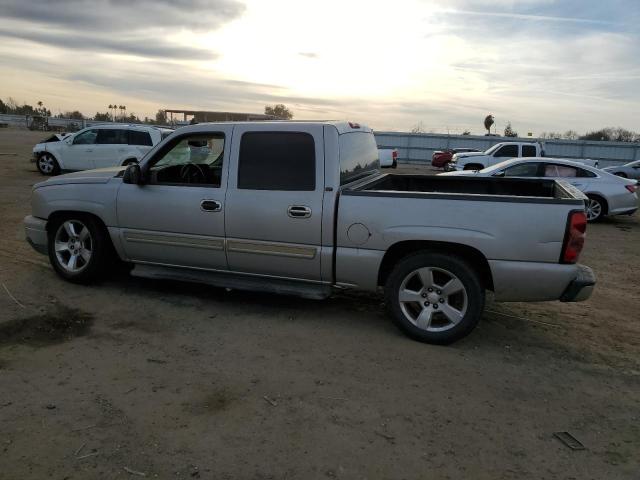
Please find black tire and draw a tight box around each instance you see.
[47,214,110,284]
[586,195,607,222]
[385,252,485,344]
[122,158,138,167]
[463,164,483,171]
[37,153,60,176]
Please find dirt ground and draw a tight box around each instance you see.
[0,128,638,480]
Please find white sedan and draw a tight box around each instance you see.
[440,157,638,222]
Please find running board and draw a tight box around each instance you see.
[130,264,332,300]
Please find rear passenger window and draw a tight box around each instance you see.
[238,132,315,191]
[96,129,127,145]
[129,130,153,146]
[522,145,537,157]
[504,163,540,177]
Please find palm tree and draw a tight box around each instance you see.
[108,104,113,121]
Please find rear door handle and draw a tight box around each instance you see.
[287,205,312,218]
[201,200,222,212]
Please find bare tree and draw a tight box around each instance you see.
[410,122,425,134]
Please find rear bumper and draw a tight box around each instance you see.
[489,260,595,302]
[560,265,596,302]
[24,215,48,255]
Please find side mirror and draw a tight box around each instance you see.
[123,163,143,185]
[492,171,505,177]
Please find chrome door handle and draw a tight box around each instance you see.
[287,205,311,218]
[201,200,222,212]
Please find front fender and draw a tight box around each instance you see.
[31,182,120,226]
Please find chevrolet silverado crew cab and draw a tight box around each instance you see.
[447,141,545,171]
[24,121,596,344]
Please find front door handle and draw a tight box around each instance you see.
[287,205,312,218]
[201,200,222,212]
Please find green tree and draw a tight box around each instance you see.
[155,109,167,124]
[264,104,293,119]
[503,122,518,138]
[94,112,112,121]
[63,110,85,120]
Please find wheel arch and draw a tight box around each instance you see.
[45,210,121,258]
[378,240,494,291]
[585,192,609,215]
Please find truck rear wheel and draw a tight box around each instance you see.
[385,252,485,344]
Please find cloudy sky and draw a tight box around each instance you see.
[0,0,638,134]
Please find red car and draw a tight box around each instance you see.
[432,148,480,168]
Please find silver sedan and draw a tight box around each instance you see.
[602,160,640,180]
[440,157,639,222]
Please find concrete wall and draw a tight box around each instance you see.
[374,131,640,168]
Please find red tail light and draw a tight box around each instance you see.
[560,210,587,264]
[625,184,637,193]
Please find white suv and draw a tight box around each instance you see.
[32,124,173,175]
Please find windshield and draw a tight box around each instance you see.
[484,143,502,155]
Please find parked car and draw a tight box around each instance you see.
[24,121,595,344]
[32,124,173,175]
[432,148,480,168]
[446,141,544,171]
[379,148,398,168]
[441,157,638,222]
[602,160,640,180]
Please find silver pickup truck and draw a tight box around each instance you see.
[24,121,596,344]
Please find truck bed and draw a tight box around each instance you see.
[348,173,584,204]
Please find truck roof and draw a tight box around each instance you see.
[171,120,372,135]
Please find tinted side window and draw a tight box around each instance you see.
[238,132,315,191]
[522,145,537,157]
[339,132,380,184]
[577,168,596,178]
[504,163,540,177]
[129,130,153,146]
[96,129,127,145]
[72,129,98,145]
[494,145,519,157]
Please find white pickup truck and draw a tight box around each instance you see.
[447,142,545,171]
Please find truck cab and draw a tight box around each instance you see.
[448,141,544,171]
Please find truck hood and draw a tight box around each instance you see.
[454,152,485,159]
[35,167,124,188]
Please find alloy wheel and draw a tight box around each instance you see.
[53,220,93,273]
[398,266,468,332]
[38,154,55,174]
[586,198,602,221]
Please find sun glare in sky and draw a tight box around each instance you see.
[0,0,638,133]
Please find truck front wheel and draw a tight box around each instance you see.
[385,252,485,344]
[47,215,110,284]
